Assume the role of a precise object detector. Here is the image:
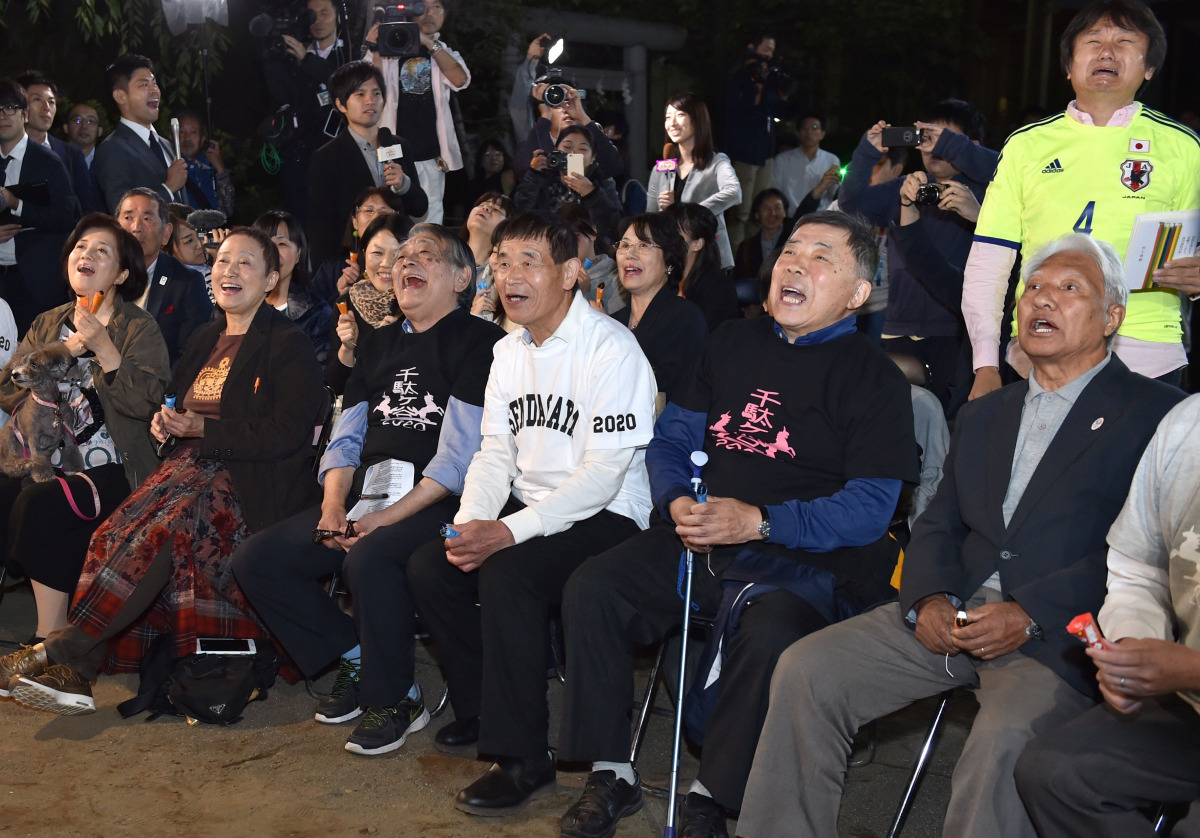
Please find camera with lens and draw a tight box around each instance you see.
[914,182,946,205]
[537,68,585,109]
[374,1,425,59]
[545,151,569,172]
[249,4,316,61]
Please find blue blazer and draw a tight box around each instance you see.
[46,134,104,214]
[92,121,180,213]
[145,251,214,368]
[899,357,1186,698]
[10,140,80,310]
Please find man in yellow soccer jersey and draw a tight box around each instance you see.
[963,0,1200,399]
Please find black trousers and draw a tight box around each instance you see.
[1016,694,1200,837]
[1,463,131,592]
[407,501,640,759]
[558,520,828,812]
[231,496,457,707]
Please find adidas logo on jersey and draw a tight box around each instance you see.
[1041,159,1064,173]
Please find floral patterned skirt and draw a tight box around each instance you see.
[69,448,267,674]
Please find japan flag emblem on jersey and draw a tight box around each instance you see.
[1120,159,1152,193]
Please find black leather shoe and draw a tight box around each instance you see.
[455,755,558,816]
[434,715,480,754]
[560,770,643,838]
[679,792,729,838]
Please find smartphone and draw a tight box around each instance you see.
[566,153,585,178]
[881,126,923,147]
[195,638,257,655]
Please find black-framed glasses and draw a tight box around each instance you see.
[0,105,23,116]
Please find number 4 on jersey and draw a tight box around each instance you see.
[1073,201,1096,235]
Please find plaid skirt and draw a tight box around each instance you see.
[69,448,267,674]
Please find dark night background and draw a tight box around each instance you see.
[1,0,1197,224]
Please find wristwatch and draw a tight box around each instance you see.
[1025,619,1044,640]
[430,40,444,54]
[757,505,771,542]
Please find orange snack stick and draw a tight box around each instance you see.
[337,301,349,316]
[1067,612,1105,649]
[349,253,358,264]
[89,292,104,313]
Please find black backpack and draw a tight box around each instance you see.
[118,634,278,726]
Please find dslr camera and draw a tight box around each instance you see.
[914,182,946,205]
[374,1,424,59]
[537,68,585,109]
[249,2,316,61]
[545,151,569,172]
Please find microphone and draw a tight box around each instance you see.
[188,210,228,247]
[170,117,181,159]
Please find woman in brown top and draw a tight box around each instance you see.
[0,228,327,715]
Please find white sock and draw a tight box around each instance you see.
[342,645,362,664]
[593,761,637,784]
[688,779,712,798]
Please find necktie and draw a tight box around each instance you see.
[148,132,172,167]
[0,155,9,188]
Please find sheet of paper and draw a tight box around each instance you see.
[1123,209,1200,291]
[347,459,415,520]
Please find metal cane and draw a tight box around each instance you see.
[665,450,708,837]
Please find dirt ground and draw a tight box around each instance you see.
[0,577,981,838]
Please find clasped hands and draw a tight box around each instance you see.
[914,595,1031,661]
[669,495,762,554]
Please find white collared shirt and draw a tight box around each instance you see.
[0,132,29,265]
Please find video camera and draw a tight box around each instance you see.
[373,1,424,59]
[745,50,795,98]
[249,3,316,61]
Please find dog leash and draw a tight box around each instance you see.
[55,473,101,521]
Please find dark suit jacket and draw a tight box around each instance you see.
[92,121,178,213]
[307,126,427,269]
[7,139,80,310]
[168,303,326,532]
[145,251,214,368]
[47,134,104,214]
[899,356,1186,697]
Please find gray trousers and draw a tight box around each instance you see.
[737,593,1094,838]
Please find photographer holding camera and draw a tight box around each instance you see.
[513,71,622,182]
[513,125,622,241]
[258,0,353,221]
[725,31,792,250]
[839,100,997,416]
[365,0,469,225]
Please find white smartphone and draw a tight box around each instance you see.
[195,637,257,655]
[567,153,585,177]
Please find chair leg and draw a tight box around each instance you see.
[630,635,671,766]
[430,681,450,719]
[887,691,953,838]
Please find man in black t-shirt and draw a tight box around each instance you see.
[366,0,469,224]
[555,211,919,838]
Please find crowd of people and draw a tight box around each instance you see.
[0,0,1199,836]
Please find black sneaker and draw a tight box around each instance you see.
[679,792,729,838]
[560,770,643,838]
[10,664,95,715]
[344,690,431,756]
[314,657,362,724]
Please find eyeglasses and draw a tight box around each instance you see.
[356,205,396,218]
[70,116,98,126]
[615,241,662,255]
[0,105,23,116]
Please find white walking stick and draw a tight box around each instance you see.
[665,450,708,837]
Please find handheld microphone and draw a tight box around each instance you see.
[170,117,181,159]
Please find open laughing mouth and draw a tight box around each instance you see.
[400,272,427,291]
[780,284,807,305]
[1028,317,1057,334]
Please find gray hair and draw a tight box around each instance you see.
[791,210,879,287]
[406,222,477,306]
[1021,233,1127,346]
[116,187,169,229]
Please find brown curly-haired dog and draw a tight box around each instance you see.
[0,343,85,483]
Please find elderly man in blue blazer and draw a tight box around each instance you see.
[737,233,1188,838]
